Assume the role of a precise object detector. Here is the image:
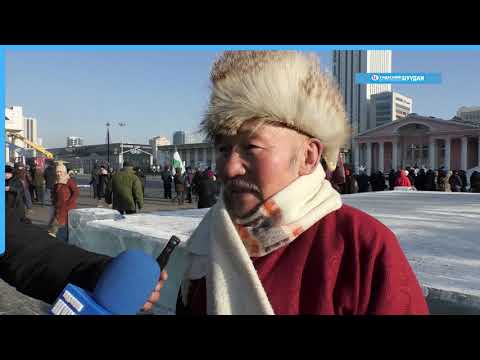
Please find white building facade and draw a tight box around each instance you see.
[149,136,171,166]
[370,91,413,128]
[67,136,84,147]
[185,132,205,144]
[156,142,216,171]
[457,106,480,124]
[5,106,44,163]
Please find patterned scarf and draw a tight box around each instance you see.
[233,163,342,257]
[184,163,342,314]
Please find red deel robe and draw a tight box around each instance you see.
[183,205,429,315]
[53,178,80,226]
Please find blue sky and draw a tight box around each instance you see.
[5,50,480,148]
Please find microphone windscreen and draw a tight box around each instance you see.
[93,250,160,315]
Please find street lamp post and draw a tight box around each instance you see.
[119,122,127,166]
[106,122,111,165]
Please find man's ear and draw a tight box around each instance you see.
[298,138,323,176]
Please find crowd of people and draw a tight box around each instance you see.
[11,157,478,244]
[87,161,222,216]
[6,159,80,242]
[160,165,221,208]
[332,165,480,195]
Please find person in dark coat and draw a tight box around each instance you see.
[32,166,46,206]
[185,167,194,203]
[43,161,56,205]
[380,171,388,191]
[449,170,463,192]
[174,168,186,205]
[356,171,370,193]
[369,172,377,192]
[458,170,468,192]
[89,165,100,199]
[12,164,33,224]
[26,165,36,202]
[414,169,427,191]
[161,166,173,199]
[96,165,110,203]
[105,161,144,215]
[470,171,480,193]
[435,170,444,191]
[372,171,387,192]
[197,170,218,209]
[341,167,358,194]
[424,170,436,191]
[5,165,28,224]
[387,169,396,190]
[192,168,203,202]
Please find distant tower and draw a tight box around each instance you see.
[67,136,84,147]
[173,131,186,145]
[332,50,392,171]
[332,50,392,134]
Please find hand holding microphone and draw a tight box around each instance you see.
[142,270,168,312]
[50,236,180,315]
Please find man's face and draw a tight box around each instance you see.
[216,120,305,219]
[6,173,13,180]
[56,169,64,178]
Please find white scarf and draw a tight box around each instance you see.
[183,164,342,315]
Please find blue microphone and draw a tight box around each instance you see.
[50,236,180,315]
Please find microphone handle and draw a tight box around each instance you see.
[139,235,181,315]
[156,235,181,270]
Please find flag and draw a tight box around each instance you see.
[172,149,185,175]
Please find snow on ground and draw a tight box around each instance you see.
[342,191,480,297]
[88,209,209,247]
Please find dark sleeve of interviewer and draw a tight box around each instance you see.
[0,207,112,304]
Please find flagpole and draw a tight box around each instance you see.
[106,122,110,165]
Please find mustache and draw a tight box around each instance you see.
[224,178,261,194]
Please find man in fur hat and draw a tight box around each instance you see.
[175,51,428,315]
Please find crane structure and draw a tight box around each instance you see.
[6,129,55,160]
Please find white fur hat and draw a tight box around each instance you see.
[201,51,350,171]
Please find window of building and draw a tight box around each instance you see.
[396,104,411,112]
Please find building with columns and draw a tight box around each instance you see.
[353,114,480,174]
[156,142,216,171]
